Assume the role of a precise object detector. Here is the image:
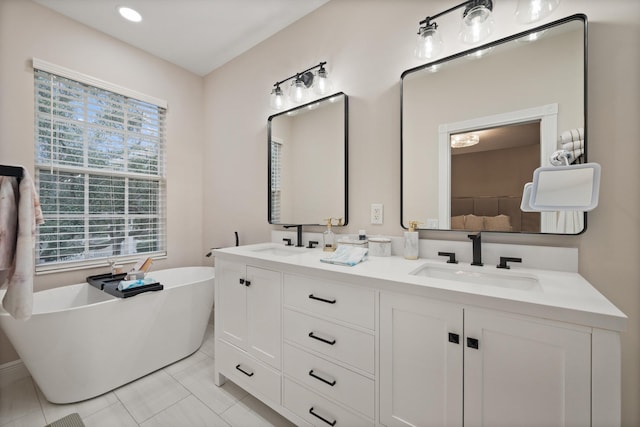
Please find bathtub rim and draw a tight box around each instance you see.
[0,265,215,317]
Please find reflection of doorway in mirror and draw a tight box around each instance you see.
[438,103,560,233]
[450,122,541,233]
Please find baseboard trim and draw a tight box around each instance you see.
[0,359,29,387]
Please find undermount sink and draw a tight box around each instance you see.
[250,245,303,257]
[410,263,541,291]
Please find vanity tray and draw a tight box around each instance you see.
[86,273,163,298]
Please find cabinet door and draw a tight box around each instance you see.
[380,293,463,427]
[247,266,282,369]
[217,260,248,350]
[464,309,591,427]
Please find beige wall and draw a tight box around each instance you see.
[203,1,640,425]
[1,0,639,425]
[0,0,206,361]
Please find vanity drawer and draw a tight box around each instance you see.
[284,274,375,330]
[284,309,374,374]
[216,339,281,405]
[284,378,373,427]
[284,343,374,418]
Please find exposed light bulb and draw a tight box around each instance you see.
[459,5,495,44]
[313,66,333,96]
[415,24,443,60]
[515,0,560,24]
[289,78,307,105]
[270,85,286,110]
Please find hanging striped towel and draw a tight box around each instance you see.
[1,168,44,320]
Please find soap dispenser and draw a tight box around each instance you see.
[404,220,420,260]
[323,217,336,252]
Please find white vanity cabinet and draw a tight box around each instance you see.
[464,308,591,427]
[282,273,376,426]
[213,243,625,427]
[380,292,592,427]
[214,259,282,405]
[379,293,464,427]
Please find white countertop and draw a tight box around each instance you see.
[214,242,627,332]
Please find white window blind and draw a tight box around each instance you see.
[34,67,167,271]
[270,140,282,223]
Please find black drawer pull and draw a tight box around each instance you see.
[467,337,479,350]
[308,331,336,345]
[309,407,337,426]
[238,278,251,286]
[309,369,337,386]
[448,333,460,344]
[235,364,254,377]
[239,278,244,285]
[308,294,337,304]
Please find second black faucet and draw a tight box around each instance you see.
[468,233,483,266]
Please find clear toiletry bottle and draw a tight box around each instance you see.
[404,220,420,260]
[323,217,336,252]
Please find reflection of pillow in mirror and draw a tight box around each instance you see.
[484,214,512,232]
[451,215,465,230]
[464,214,484,230]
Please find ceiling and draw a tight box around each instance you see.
[452,121,541,155]
[33,0,330,76]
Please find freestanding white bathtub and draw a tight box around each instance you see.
[0,266,215,403]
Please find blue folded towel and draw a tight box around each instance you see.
[117,277,156,291]
[320,245,368,267]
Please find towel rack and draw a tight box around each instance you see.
[0,165,24,182]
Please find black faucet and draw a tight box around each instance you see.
[438,251,458,264]
[283,238,292,246]
[497,256,522,269]
[467,233,483,266]
[284,225,304,247]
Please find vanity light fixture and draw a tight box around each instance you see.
[451,133,480,148]
[414,0,560,61]
[118,6,142,23]
[269,61,332,110]
[415,0,494,60]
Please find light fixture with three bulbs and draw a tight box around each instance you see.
[415,0,560,61]
[270,62,334,110]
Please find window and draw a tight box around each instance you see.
[270,139,282,223]
[33,63,166,271]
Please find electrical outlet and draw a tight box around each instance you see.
[427,219,439,229]
[371,203,383,224]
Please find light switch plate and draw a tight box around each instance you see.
[371,203,383,224]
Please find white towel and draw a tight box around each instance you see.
[0,177,18,286]
[2,169,44,320]
[558,128,584,144]
[320,245,368,266]
[561,139,584,151]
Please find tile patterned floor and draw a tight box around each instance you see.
[0,322,296,427]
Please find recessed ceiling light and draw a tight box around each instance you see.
[118,6,142,23]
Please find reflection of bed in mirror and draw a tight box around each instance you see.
[451,196,540,232]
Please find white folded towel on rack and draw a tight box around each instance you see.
[561,139,584,151]
[559,128,584,144]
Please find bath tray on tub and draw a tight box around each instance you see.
[86,273,163,298]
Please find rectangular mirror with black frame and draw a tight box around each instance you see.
[268,92,348,226]
[401,14,587,234]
